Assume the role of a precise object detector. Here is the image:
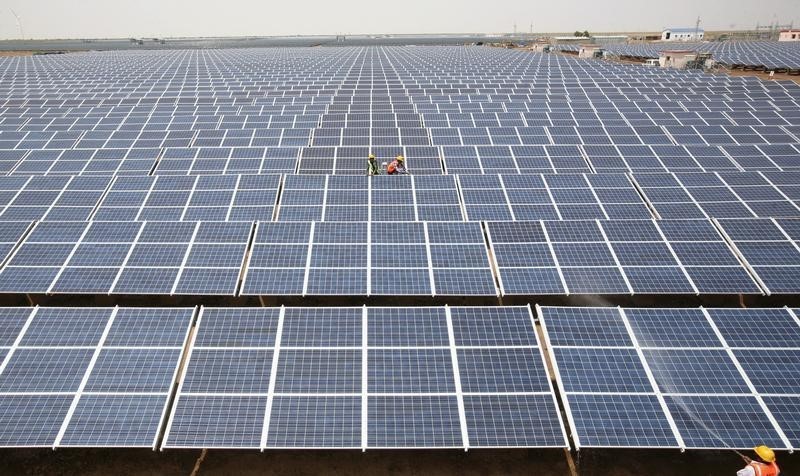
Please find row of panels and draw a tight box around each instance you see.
[2,305,800,451]
[3,116,799,140]
[3,122,798,154]
[4,101,798,126]
[0,306,567,449]
[3,143,800,177]
[2,171,800,223]
[0,218,798,296]
[578,41,800,70]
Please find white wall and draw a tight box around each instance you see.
[661,30,704,41]
[779,31,800,42]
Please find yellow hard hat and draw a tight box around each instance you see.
[754,445,776,463]
[396,155,405,162]
[368,153,375,159]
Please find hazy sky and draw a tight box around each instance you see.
[1,0,798,40]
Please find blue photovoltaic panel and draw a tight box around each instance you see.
[624,308,721,348]
[642,349,750,394]
[763,396,800,448]
[367,307,448,347]
[539,307,631,347]
[194,308,279,347]
[20,308,111,346]
[164,306,565,449]
[104,308,194,347]
[281,307,361,347]
[664,395,787,449]
[0,307,194,448]
[707,308,800,348]
[275,349,360,393]
[369,348,455,393]
[457,348,549,393]
[368,395,462,448]
[735,349,800,394]
[180,349,273,394]
[164,395,267,449]
[60,395,168,447]
[84,348,182,393]
[0,395,74,447]
[266,396,361,448]
[567,394,680,448]
[0,308,34,345]
[553,348,652,393]
[464,394,564,447]
[542,306,800,450]
[0,348,95,392]
[450,306,537,346]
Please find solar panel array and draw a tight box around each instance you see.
[0,221,252,295]
[572,41,800,70]
[0,172,799,224]
[0,307,193,448]
[1,217,796,297]
[93,174,280,221]
[162,306,567,449]
[1,45,800,454]
[633,172,800,219]
[539,306,800,450]
[487,219,762,295]
[276,175,464,222]
[242,222,497,296]
[459,173,652,221]
[5,304,800,451]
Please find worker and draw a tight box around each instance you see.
[367,153,381,175]
[387,155,408,175]
[737,446,780,476]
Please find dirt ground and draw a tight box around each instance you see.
[0,448,797,475]
[0,51,35,57]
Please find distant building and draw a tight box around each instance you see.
[779,30,800,41]
[551,36,585,44]
[661,28,704,41]
[529,42,552,53]
[591,35,628,45]
[659,50,696,68]
[578,44,603,59]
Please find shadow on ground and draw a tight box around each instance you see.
[1,448,797,475]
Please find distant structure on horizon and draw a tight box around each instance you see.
[779,29,800,41]
[661,27,704,41]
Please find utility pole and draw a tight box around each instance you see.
[513,23,517,36]
[695,16,701,40]
[10,9,24,40]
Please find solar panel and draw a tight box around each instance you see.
[632,172,800,220]
[0,221,253,296]
[566,393,680,448]
[242,221,495,296]
[664,395,786,449]
[164,306,566,449]
[267,396,361,448]
[0,307,192,448]
[540,306,800,450]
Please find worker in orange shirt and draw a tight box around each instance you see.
[387,155,408,175]
[737,446,780,476]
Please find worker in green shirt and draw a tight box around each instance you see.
[367,153,382,175]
